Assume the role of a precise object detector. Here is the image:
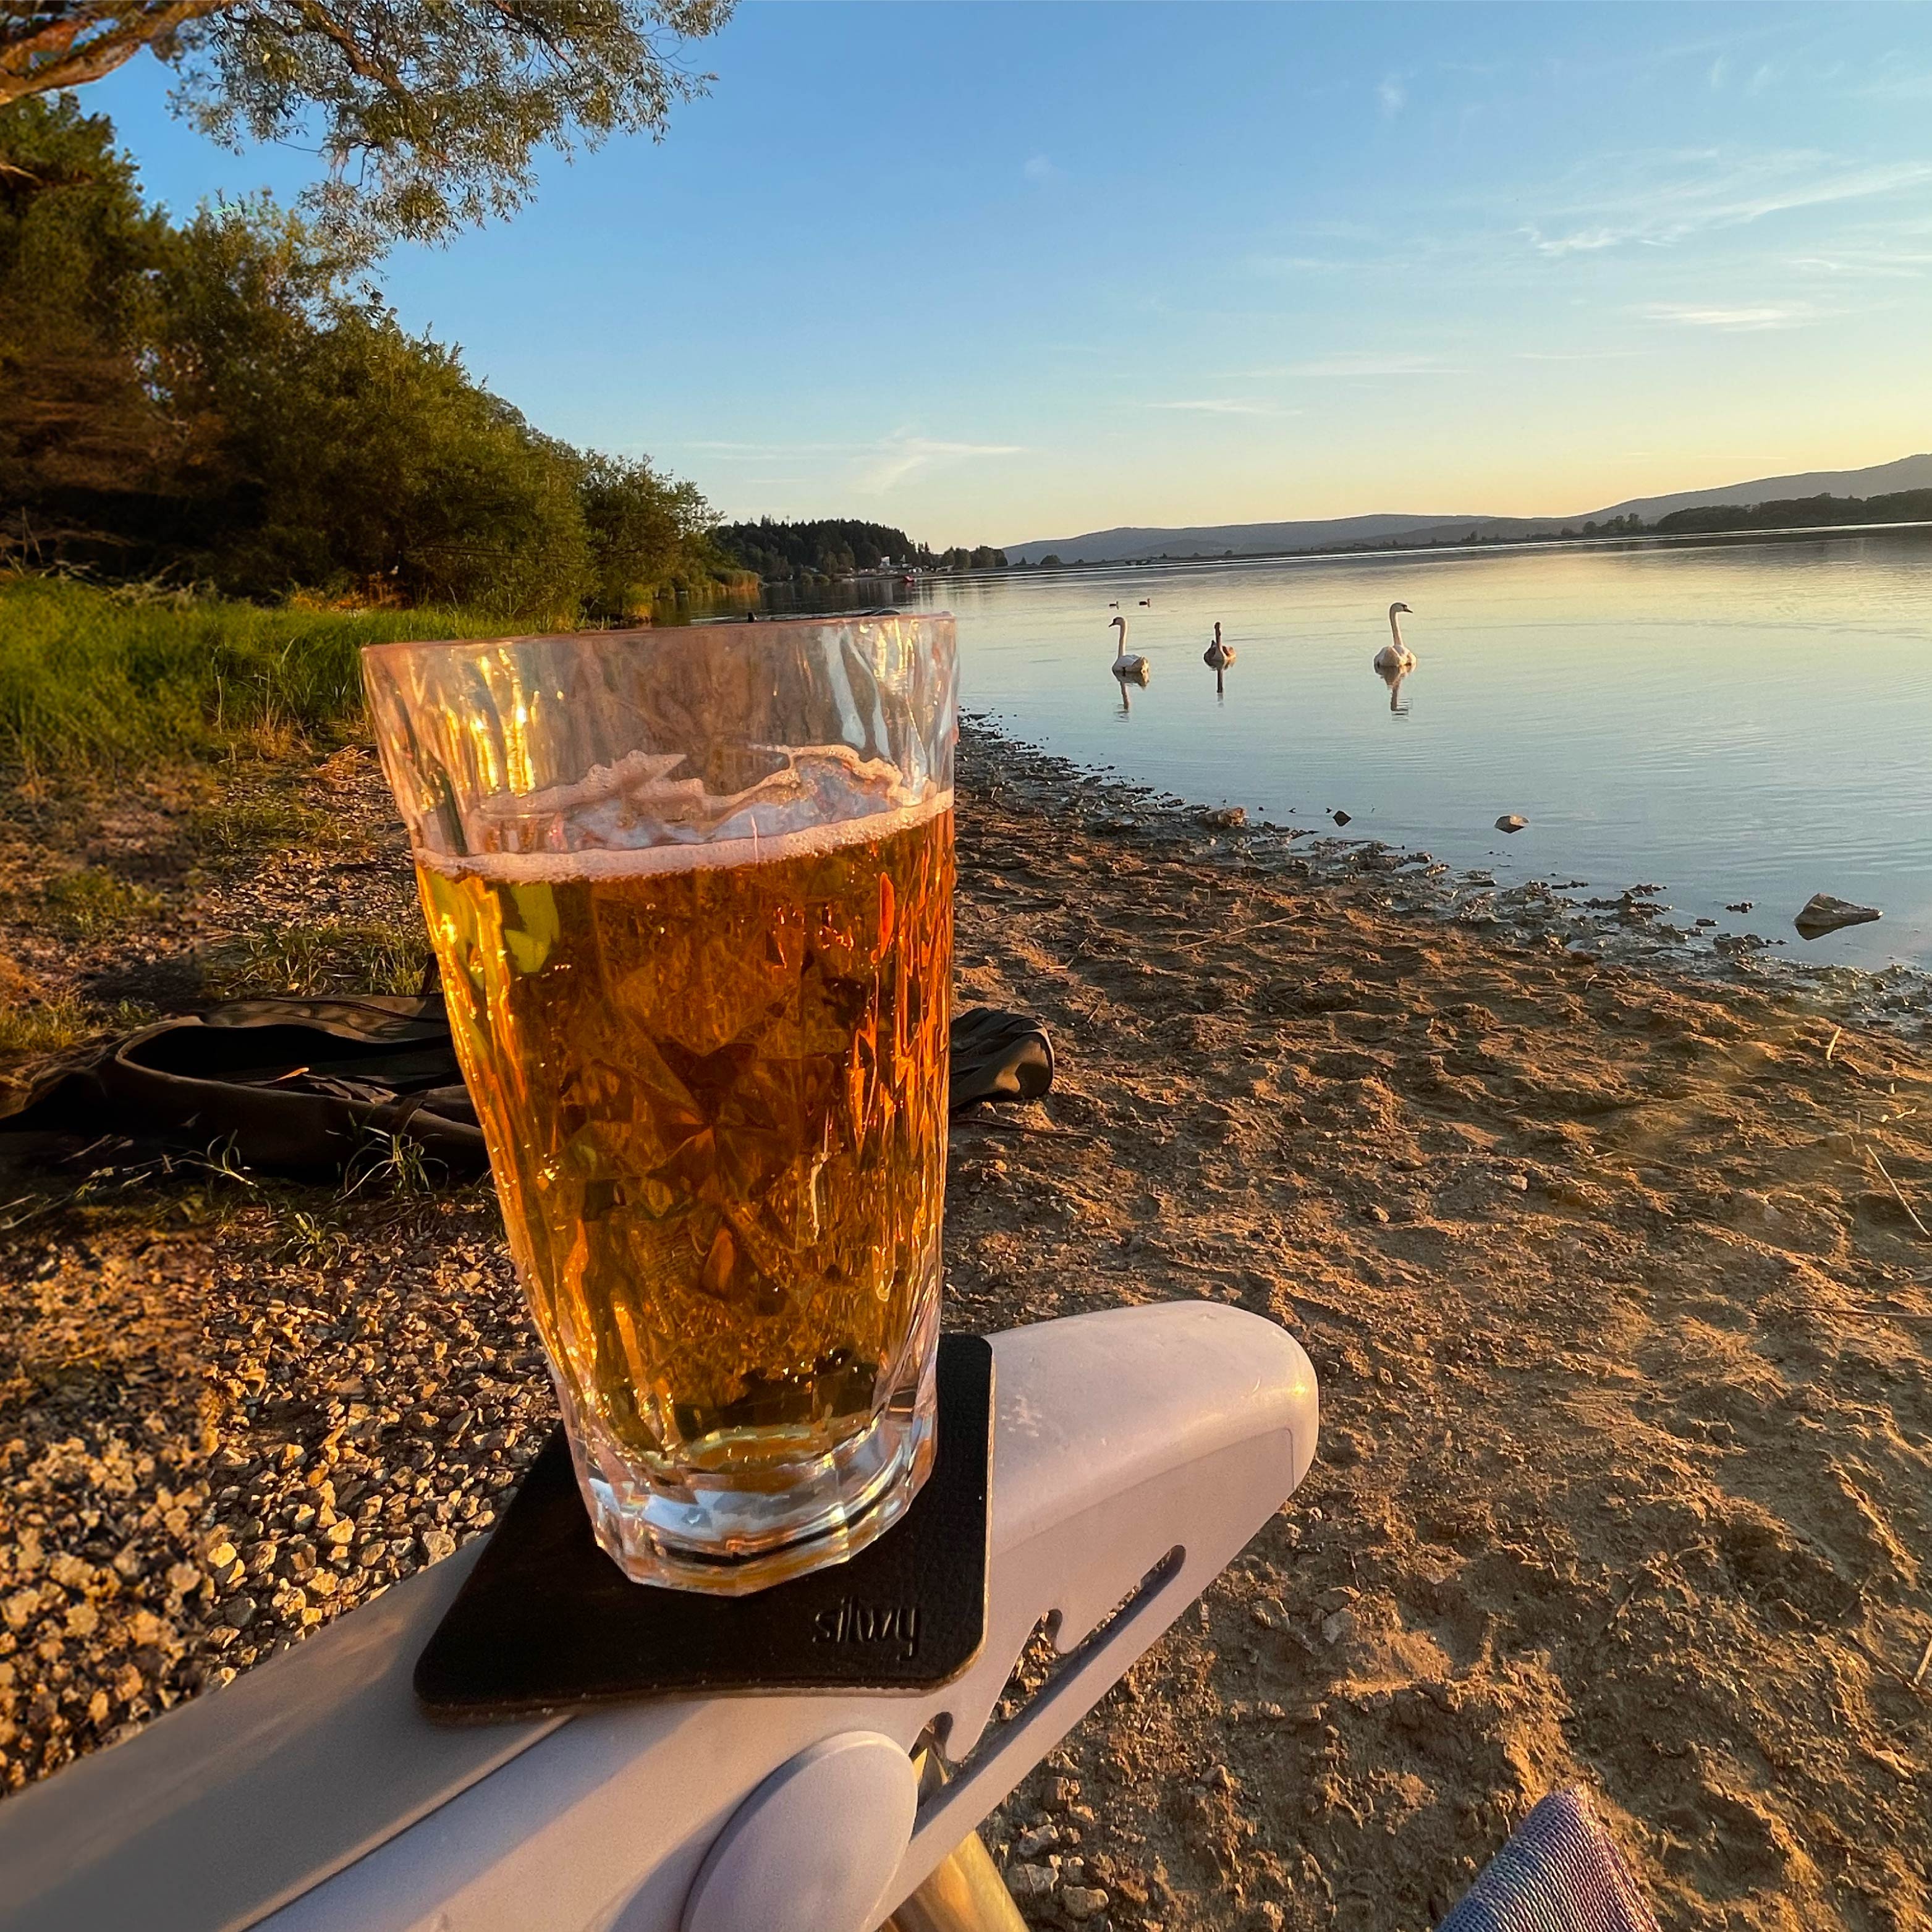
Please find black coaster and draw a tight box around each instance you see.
[415,1334,993,1719]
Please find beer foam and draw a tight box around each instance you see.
[422,744,949,883]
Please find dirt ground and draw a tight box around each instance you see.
[2,722,1930,1932]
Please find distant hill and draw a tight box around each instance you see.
[1587,454,1932,525]
[1003,454,1932,566]
[1004,513,1494,567]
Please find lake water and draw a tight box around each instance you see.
[753,528,1932,972]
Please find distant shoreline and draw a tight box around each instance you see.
[983,516,1932,583]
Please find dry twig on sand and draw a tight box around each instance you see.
[1176,913,1300,954]
[1864,1145,1932,1240]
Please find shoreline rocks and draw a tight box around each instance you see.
[962,714,1932,1043]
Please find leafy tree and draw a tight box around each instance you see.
[934,543,1007,569]
[1654,491,1932,536]
[578,451,721,618]
[187,294,594,614]
[0,94,175,546]
[2,0,735,248]
[715,517,933,581]
[1,96,729,619]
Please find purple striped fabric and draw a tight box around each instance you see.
[1437,1788,1660,1932]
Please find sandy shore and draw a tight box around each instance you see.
[3,721,1930,1930]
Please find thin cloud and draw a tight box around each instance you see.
[1520,150,1932,257]
[1858,54,1932,100]
[1148,399,1300,418]
[685,438,853,457]
[1790,247,1932,279]
[675,433,1022,495]
[1285,352,1457,378]
[1637,302,1813,331]
[853,435,1024,494]
[1022,153,1062,184]
[1247,253,1349,275]
[1377,74,1407,117]
[1523,226,1623,257]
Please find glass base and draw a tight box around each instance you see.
[565,1339,939,1596]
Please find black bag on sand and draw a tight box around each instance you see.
[0,995,487,1176]
[1,998,1054,1176]
[949,1006,1054,1112]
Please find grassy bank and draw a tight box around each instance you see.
[0,577,520,778]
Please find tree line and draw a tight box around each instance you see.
[2,96,742,622]
[1652,491,1932,535]
[714,518,1006,581]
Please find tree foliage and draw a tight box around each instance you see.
[715,517,930,582]
[2,0,734,248]
[714,519,1007,581]
[1,96,727,619]
[1653,491,1932,535]
[579,452,724,617]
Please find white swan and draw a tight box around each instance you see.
[1203,622,1235,672]
[1110,615,1151,684]
[1373,601,1415,674]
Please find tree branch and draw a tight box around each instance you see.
[1,0,232,106]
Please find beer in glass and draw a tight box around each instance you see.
[363,616,955,1592]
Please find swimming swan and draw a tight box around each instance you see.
[1110,614,1152,684]
[1373,601,1416,675]
[1203,621,1235,694]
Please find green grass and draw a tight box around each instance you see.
[0,576,522,777]
[41,866,161,938]
[0,993,156,1061]
[206,917,431,998]
[185,792,355,858]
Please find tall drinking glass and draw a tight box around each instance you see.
[363,616,956,1593]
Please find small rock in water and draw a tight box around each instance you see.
[1331,810,1352,826]
[1494,814,1529,834]
[1200,805,1247,829]
[1794,892,1882,939]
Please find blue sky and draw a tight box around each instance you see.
[90,2,1932,546]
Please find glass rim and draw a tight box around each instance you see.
[359,609,956,666]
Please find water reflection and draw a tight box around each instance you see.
[1378,662,1411,716]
